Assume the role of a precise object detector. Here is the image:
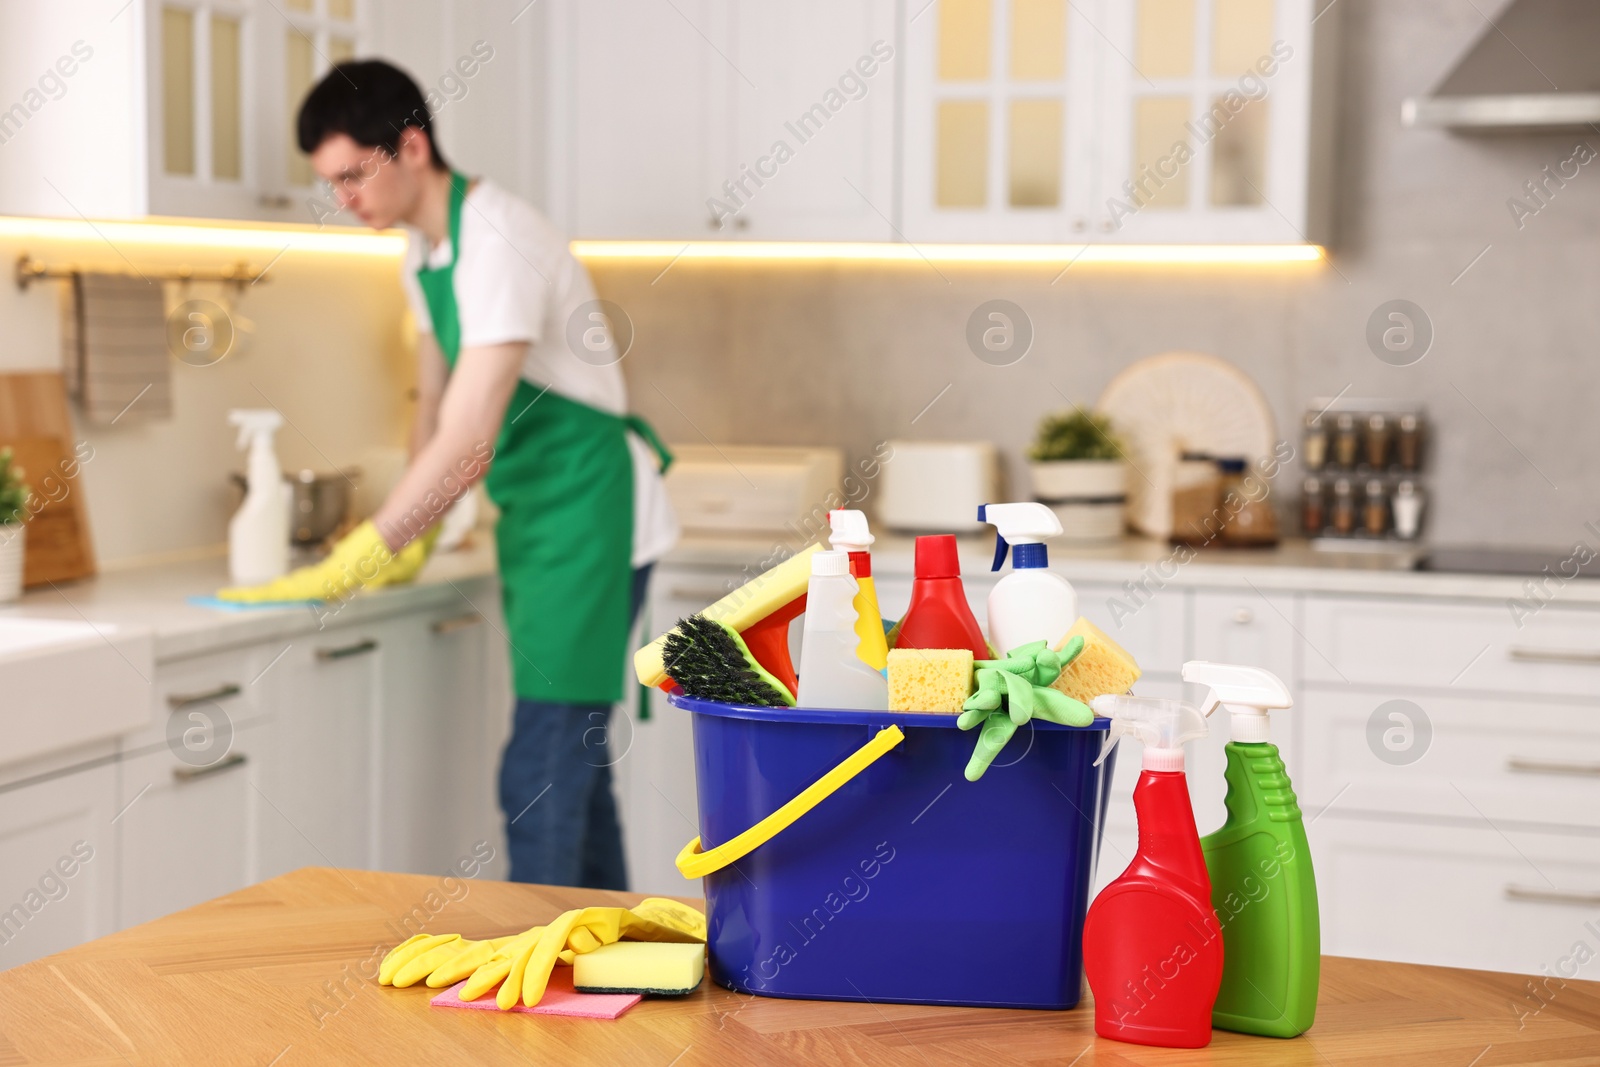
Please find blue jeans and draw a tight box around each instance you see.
[499,563,651,889]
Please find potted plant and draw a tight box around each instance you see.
[0,448,29,603]
[1027,410,1128,541]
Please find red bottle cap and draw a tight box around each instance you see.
[914,535,961,579]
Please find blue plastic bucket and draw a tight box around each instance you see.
[669,691,1115,1009]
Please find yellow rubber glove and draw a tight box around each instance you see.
[447,899,706,1009]
[217,520,439,603]
[380,933,521,989]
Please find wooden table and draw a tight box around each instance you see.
[1,868,1596,1066]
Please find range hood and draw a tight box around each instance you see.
[1402,0,1600,133]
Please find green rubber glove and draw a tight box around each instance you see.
[958,637,1093,781]
[217,520,439,603]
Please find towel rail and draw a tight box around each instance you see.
[14,253,267,291]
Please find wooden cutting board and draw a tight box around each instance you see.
[0,373,96,585]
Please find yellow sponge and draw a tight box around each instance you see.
[887,648,974,713]
[1049,618,1141,703]
[572,941,705,996]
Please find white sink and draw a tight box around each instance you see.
[0,615,154,769]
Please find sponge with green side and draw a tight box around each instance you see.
[572,941,706,996]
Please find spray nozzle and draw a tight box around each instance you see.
[828,509,874,553]
[1181,660,1291,744]
[228,409,284,451]
[1090,694,1208,771]
[978,502,1062,571]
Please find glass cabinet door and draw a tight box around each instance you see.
[282,0,362,191]
[1094,0,1316,242]
[156,3,249,197]
[903,0,1100,242]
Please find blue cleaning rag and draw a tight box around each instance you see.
[187,595,323,612]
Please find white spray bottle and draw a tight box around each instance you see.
[978,502,1079,654]
[797,550,888,710]
[828,509,888,672]
[228,409,289,585]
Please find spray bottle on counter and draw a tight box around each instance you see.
[1183,660,1319,1038]
[796,550,888,710]
[977,502,1078,653]
[828,509,888,673]
[227,409,289,585]
[1083,694,1222,1049]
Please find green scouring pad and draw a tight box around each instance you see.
[662,613,796,708]
[572,942,706,996]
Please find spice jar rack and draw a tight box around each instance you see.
[1300,398,1426,549]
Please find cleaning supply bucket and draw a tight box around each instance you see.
[670,691,1115,1009]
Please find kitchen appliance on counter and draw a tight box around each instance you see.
[1412,546,1600,578]
[877,440,1000,534]
[664,444,843,536]
[1301,398,1426,551]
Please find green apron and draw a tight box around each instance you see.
[415,173,670,704]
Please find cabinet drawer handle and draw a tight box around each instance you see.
[1507,756,1600,777]
[1232,607,1254,625]
[431,612,483,635]
[258,193,292,209]
[167,683,242,710]
[316,638,378,661]
[1508,646,1600,665]
[1505,884,1600,907]
[172,753,247,782]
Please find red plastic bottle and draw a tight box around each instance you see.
[891,535,990,659]
[1083,696,1222,1049]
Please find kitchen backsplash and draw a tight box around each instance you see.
[599,0,1600,550]
[0,233,413,566]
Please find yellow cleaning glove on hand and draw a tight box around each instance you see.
[218,521,439,603]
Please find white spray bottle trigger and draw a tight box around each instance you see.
[977,501,1063,571]
[1181,660,1291,745]
[827,509,874,552]
[228,409,283,451]
[1090,694,1208,770]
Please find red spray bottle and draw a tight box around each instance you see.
[890,535,990,660]
[1082,694,1222,1048]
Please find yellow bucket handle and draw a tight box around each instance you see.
[675,724,906,879]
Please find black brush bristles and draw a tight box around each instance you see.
[662,614,796,708]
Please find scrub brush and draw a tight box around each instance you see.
[663,614,796,708]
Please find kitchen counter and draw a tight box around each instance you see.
[664,532,1600,605]
[8,525,1591,669]
[0,867,1592,1066]
[0,537,500,662]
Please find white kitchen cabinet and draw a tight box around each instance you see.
[1302,595,1600,698]
[553,0,897,241]
[372,606,506,877]
[619,568,726,894]
[115,718,267,930]
[0,764,118,970]
[255,626,382,876]
[552,0,728,238]
[366,0,545,210]
[724,2,897,240]
[1308,816,1600,978]
[0,0,367,223]
[900,0,1336,244]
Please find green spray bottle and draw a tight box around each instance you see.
[1183,660,1319,1038]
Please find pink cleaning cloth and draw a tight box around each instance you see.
[429,967,641,1020]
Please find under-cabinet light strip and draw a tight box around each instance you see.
[570,240,1326,265]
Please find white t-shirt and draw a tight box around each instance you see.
[401,179,678,567]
